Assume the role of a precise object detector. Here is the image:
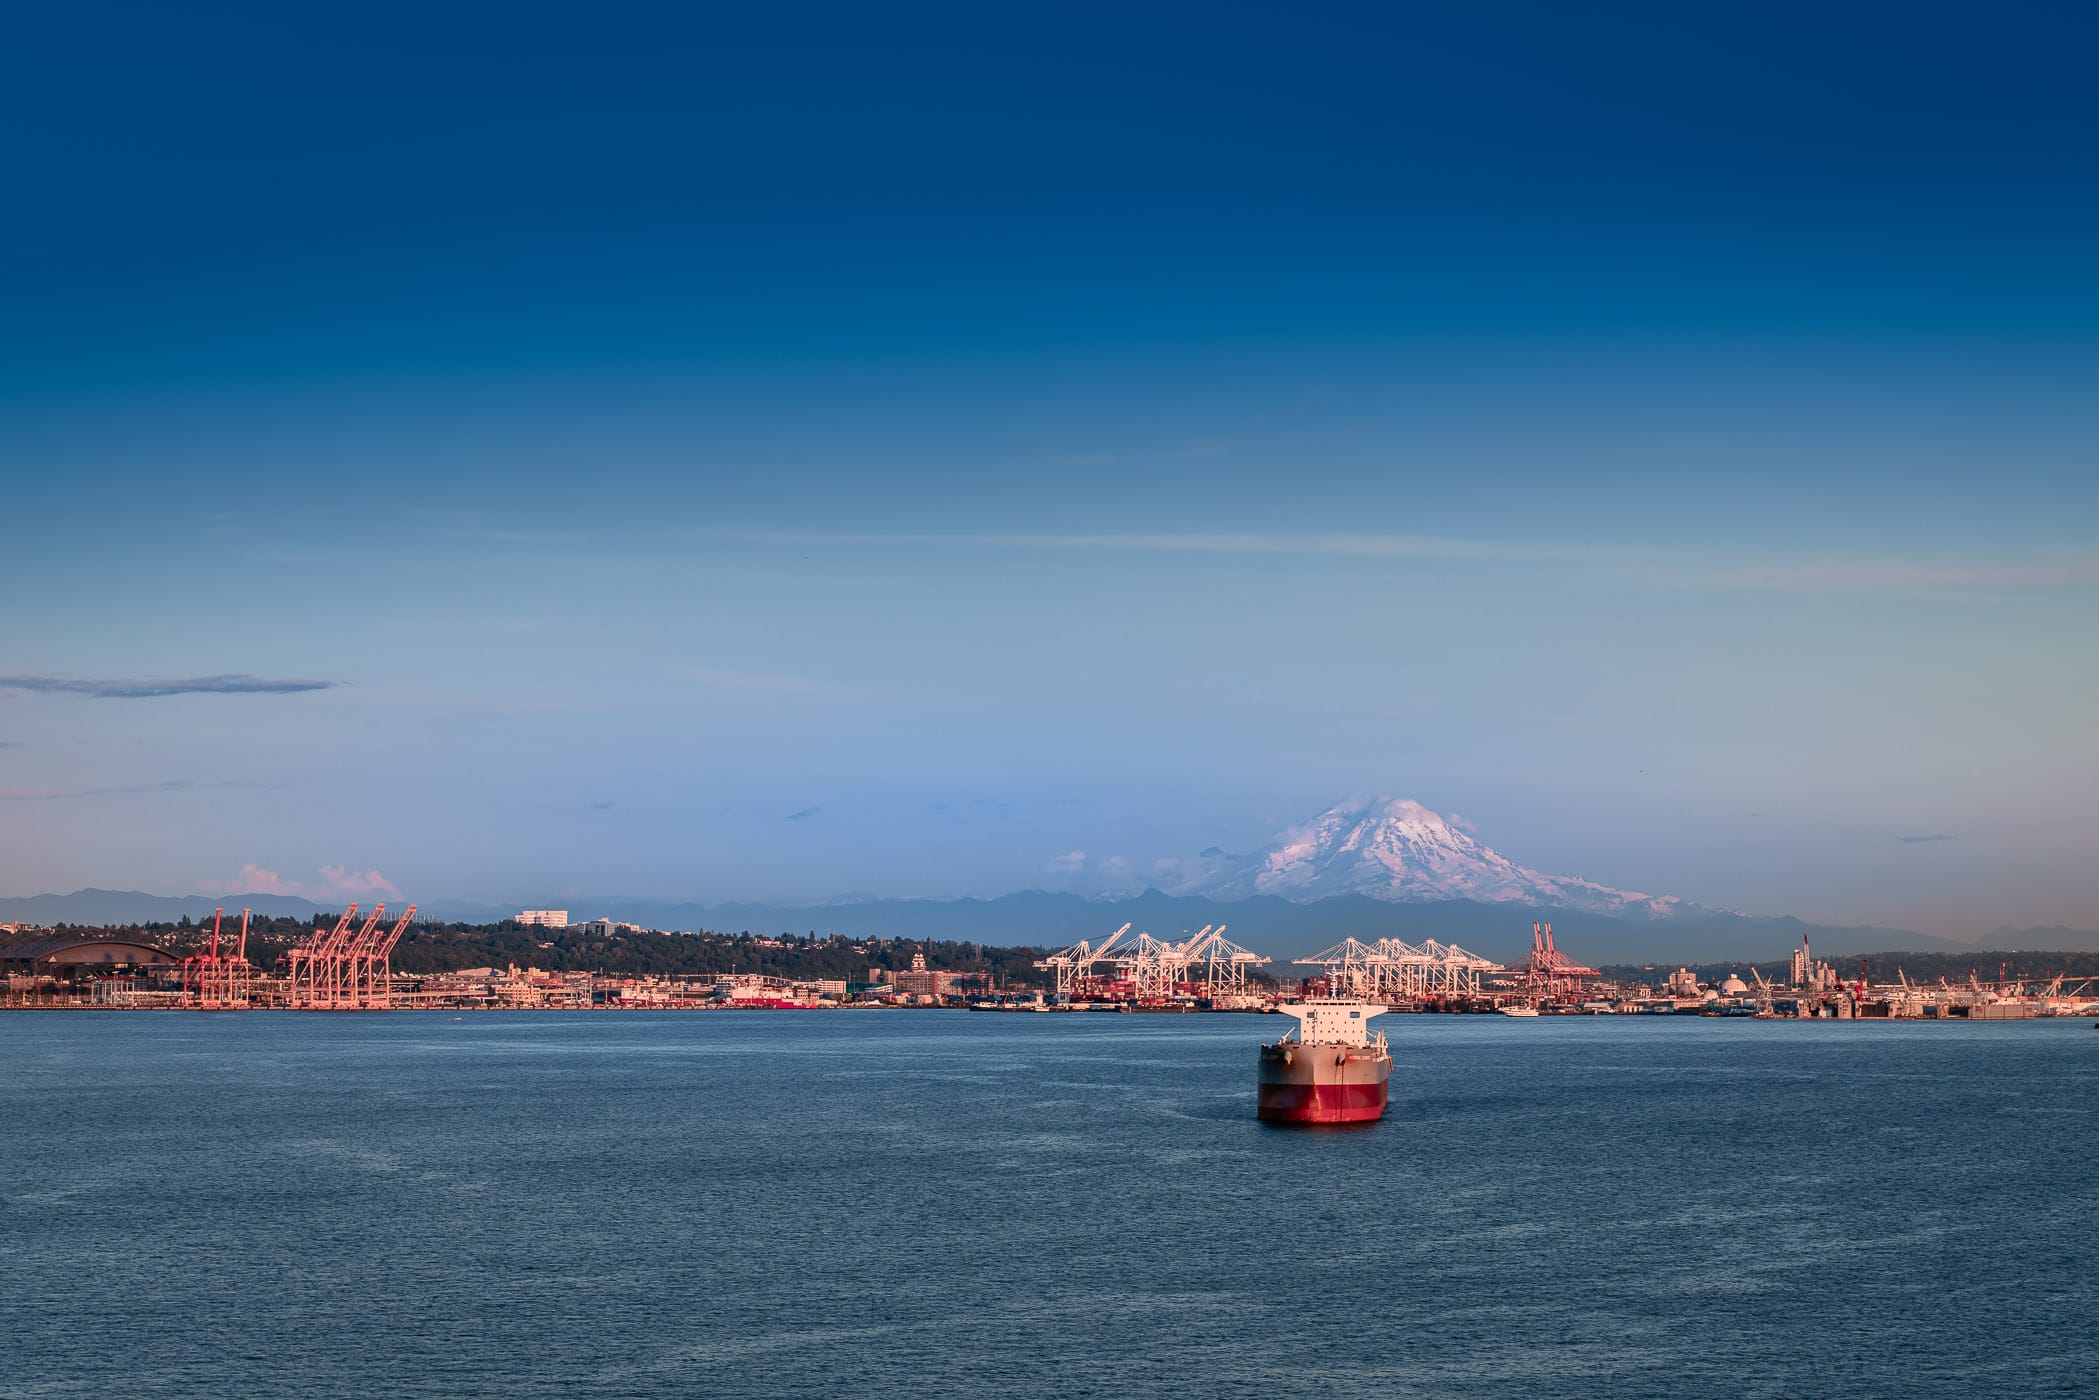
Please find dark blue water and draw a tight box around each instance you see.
[3,1011,2093,1398]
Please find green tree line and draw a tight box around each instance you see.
[100,917,1051,983]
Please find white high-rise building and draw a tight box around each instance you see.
[518,910,570,928]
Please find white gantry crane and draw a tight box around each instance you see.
[1111,930,1194,1002]
[1111,925,1274,1003]
[1034,923,1131,1000]
[1392,939,1499,997]
[1298,937,1388,999]
[1036,923,1272,1003]
[1299,935,1501,1003]
[1176,924,1271,1006]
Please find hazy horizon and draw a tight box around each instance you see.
[5,3,2095,938]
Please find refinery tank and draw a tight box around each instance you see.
[1256,1000,1392,1124]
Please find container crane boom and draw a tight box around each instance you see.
[375,906,417,957]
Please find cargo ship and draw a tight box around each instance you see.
[1256,1000,1392,1124]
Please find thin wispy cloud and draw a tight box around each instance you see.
[695,529,2099,593]
[381,616,548,637]
[784,806,822,822]
[1045,440,1233,468]
[1723,561,2099,591]
[398,507,605,547]
[440,525,600,545]
[702,528,1570,562]
[1898,833,1957,844]
[0,779,271,801]
[0,674,338,699]
[683,667,844,696]
[424,518,2099,598]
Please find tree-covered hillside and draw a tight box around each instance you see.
[93,916,1050,983]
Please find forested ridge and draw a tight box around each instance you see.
[64,915,1050,983]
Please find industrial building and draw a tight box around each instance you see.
[0,929,180,971]
[880,952,994,999]
[2,929,184,1003]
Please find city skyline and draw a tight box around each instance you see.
[5,2,2097,937]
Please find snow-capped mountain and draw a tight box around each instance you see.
[1169,797,1693,919]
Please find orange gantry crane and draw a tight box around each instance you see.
[1519,921,1600,1003]
[360,905,417,1008]
[331,905,386,1005]
[283,902,417,1009]
[182,907,254,1008]
[286,903,358,1008]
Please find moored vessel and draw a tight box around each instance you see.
[1256,1000,1391,1124]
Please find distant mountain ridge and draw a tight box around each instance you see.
[629,891,1950,964]
[0,888,338,926]
[5,886,2029,964]
[1161,796,1700,919]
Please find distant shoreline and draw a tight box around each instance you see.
[6,1002,2093,1025]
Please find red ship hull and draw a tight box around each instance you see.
[1255,1079,1389,1124]
[1256,1037,1392,1124]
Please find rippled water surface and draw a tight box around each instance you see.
[3,1011,2094,1398]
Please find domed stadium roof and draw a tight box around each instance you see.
[0,931,180,966]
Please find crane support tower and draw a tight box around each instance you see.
[1034,923,1272,1004]
[1515,921,1599,1003]
[1034,923,1131,1001]
[283,902,417,1009]
[1298,936,1501,1003]
[182,907,254,1009]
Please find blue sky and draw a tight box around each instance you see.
[4,1,2096,934]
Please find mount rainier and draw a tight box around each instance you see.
[1166,797,1696,920]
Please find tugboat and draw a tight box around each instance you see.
[1256,1000,1392,1124]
